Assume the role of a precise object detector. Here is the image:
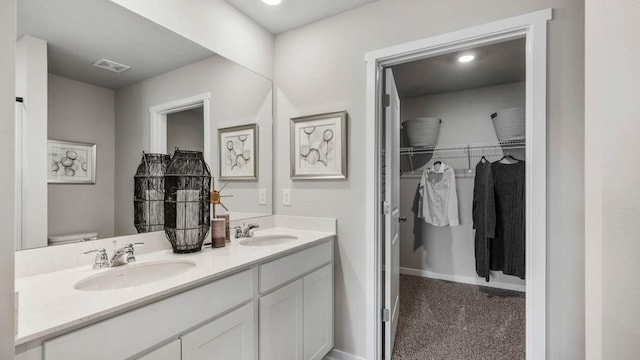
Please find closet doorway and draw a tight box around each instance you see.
[364,9,551,360]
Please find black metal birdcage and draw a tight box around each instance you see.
[164,149,211,253]
[134,152,171,233]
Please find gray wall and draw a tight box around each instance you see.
[167,109,205,152]
[47,74,115,239]
[399,82,525,290]
[273,0,584,358]
[114,55,272,235]
[0,0,15,356]
[585,0,640,359]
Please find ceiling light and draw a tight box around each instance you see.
[262,0,281,5]
[92,58,130,73]
[458,54,475,63]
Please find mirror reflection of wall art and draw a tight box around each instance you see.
[290,111,348,180]
[47,140,96,184]
[219,124,258,180]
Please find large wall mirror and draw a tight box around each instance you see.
[15,0,273,250]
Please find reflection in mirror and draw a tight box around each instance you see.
[16,0,273,250]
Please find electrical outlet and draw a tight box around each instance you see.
[282,188,291,206]
[259,188,267,205]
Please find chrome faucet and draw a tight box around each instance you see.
[111,243,142,267]
[84,242,144,269]
[233,223,259,238]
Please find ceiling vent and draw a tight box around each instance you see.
[92,58,130,73]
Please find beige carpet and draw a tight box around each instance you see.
[392,274,525,360]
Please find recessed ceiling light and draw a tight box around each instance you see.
[262,0,281,5]
[458,54,475,63]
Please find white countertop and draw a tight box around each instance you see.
[15,227,334,345]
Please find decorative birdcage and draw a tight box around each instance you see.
[134,153,171,233]
[164,149,212,253]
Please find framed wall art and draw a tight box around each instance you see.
[219,123,258,180]
[290,111,348,180]
[47,140,96,184]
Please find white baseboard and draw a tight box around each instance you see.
[400,267,526,292]
[323,348,365,360]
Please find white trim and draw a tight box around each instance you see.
[14,101,24,251]
[399,267,526,293]
[364,8,551,360]
[149,93,212,165]
[323,349,365,360]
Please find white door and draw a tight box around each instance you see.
[181,302,254,360]
[383,67,401,359]
[260,279,304,360]
[303,264,333,360]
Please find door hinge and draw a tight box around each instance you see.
[382,308,390,322]
[383,201,390,214]
[382,94,390,107]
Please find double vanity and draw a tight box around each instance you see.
[15,216,336,360]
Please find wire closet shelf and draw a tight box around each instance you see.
[400,139,525,177]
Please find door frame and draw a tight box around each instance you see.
[149,92,211,165]
[364,9,552,360]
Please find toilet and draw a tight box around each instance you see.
[47,232,99,246]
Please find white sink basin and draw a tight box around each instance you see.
[238,234,298,247]
[74,260,196,291]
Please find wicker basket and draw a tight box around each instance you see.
[402,117,441,147]
[491,107,525,141]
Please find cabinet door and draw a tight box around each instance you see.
[260,279,303,360]
[182,302,254,360]
[303,265,333,360]
[137,339,181,360]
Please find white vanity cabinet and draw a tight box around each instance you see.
[181,302,255,360]
[260,279,304,360]
[259,241,334,360]
[16,237,335,360]
[42,270,254,360]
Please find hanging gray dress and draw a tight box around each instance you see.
[491,160,526,279]
[472,159,495,281]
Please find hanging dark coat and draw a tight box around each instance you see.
[472,159,495,281]
[491,160,526,279]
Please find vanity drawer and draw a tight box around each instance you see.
[43,269,253,360]
[259,240,332,293]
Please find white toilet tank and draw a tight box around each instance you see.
[48,232,99,246]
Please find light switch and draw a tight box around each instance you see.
[259,188,267,205]
[282,188,291,206]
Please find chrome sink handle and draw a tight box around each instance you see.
[84,248,109,270]
[246,223,259,237]
[234,223,260,238]
[111,242,144,267]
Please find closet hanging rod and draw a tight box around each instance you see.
[400,139,525,156]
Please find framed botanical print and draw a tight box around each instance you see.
[218,123,258,180]
[290,111,348,180]
[47,140,96,184]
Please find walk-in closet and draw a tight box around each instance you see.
[389,38,527,359]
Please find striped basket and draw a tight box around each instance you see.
[402,117,441,147]
[490,107,525,141]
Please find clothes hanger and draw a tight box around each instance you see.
[497,154,519,163]
[480,156,488,163]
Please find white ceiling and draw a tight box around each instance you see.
[18,0,215,89]
[392,38,526,98]
[225,0,379,34]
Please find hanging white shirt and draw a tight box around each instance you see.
[418,162,460,226]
